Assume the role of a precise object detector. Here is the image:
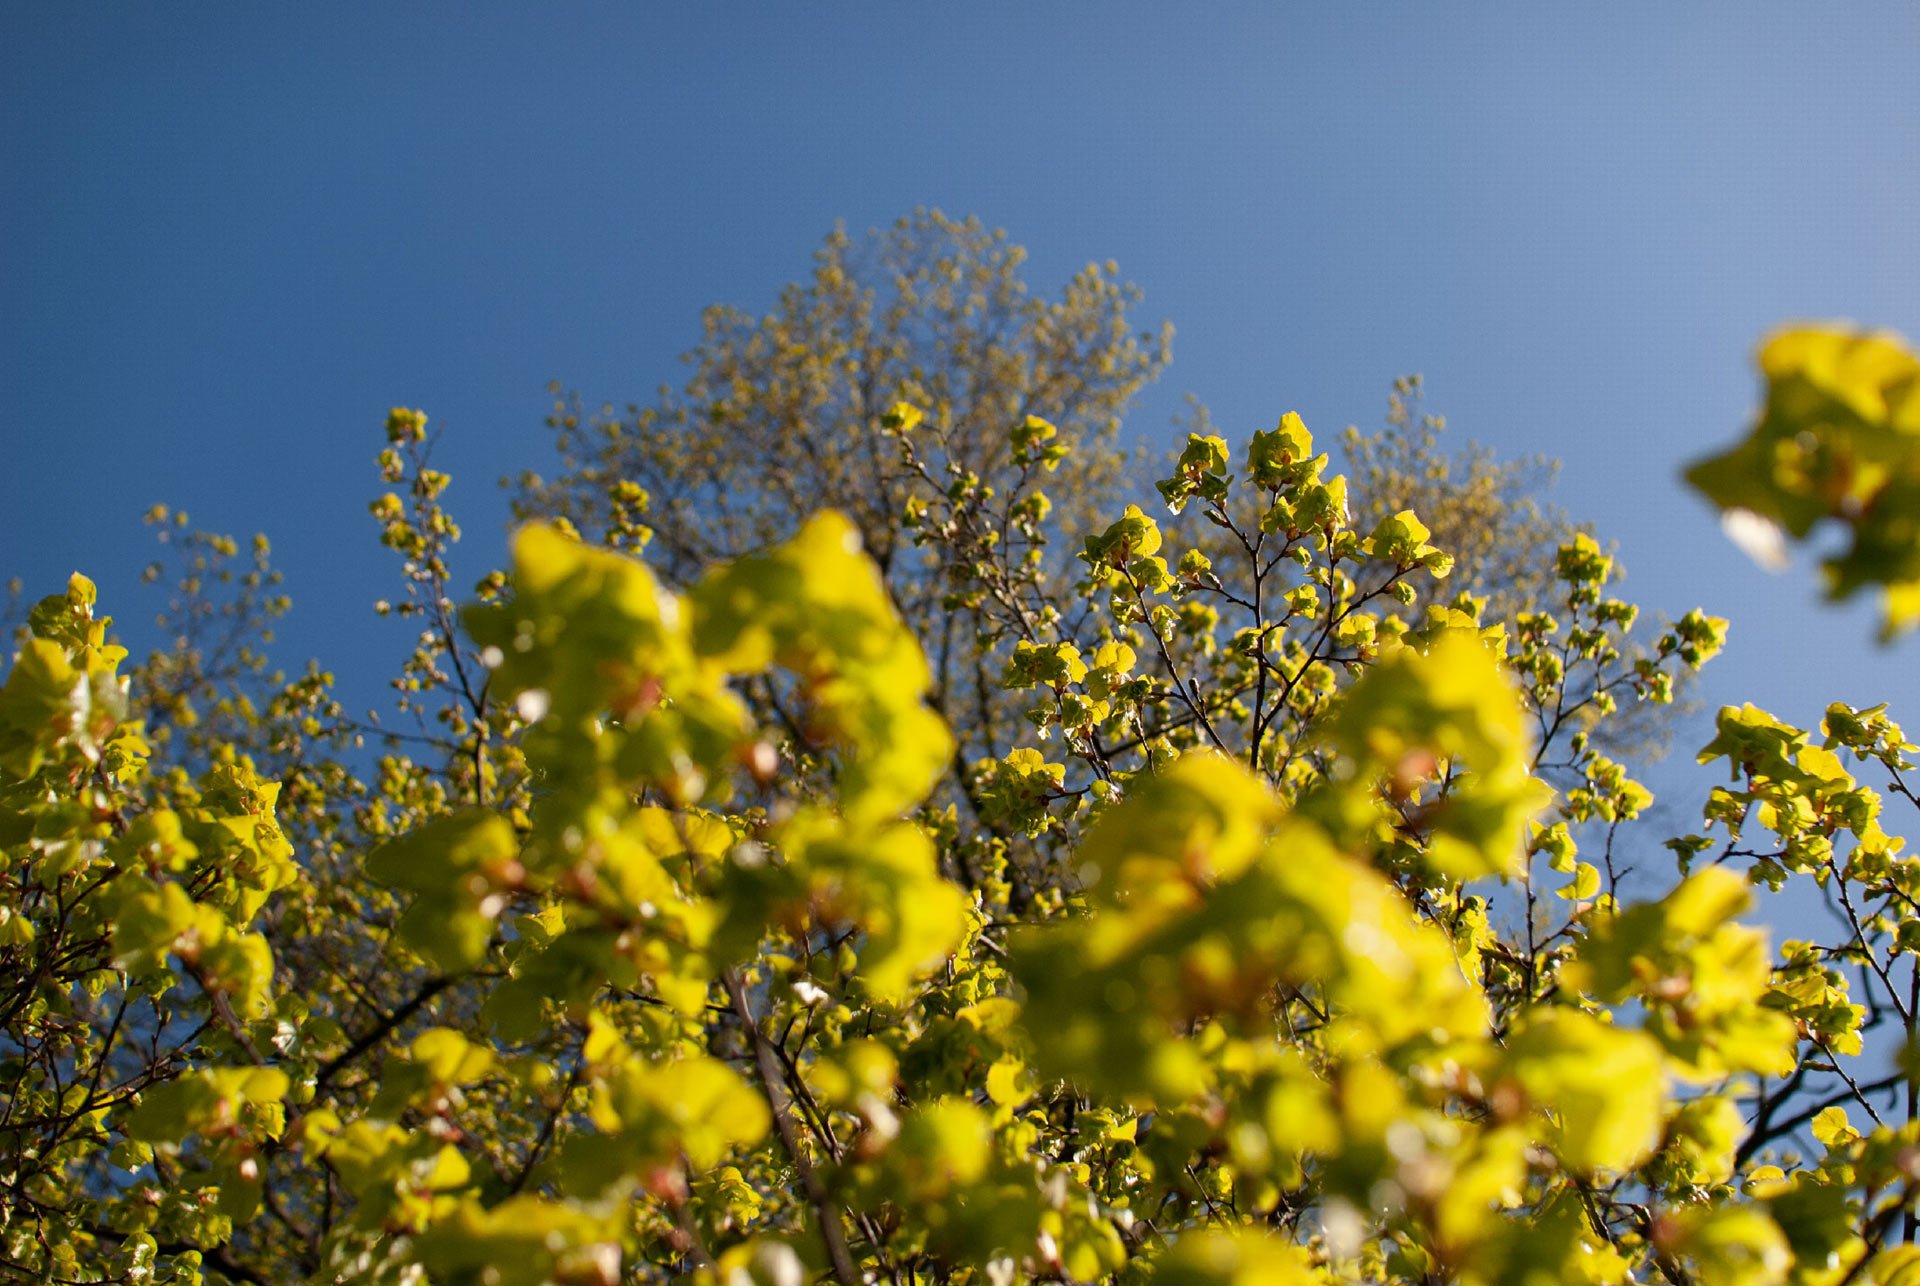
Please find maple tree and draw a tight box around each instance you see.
[7,305,1920,1286]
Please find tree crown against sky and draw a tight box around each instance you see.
[516,211,1169,581]
[9,268,1920,1281]
[513,215,1602,804]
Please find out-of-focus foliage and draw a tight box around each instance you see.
[13,283,1920,1283]
[1688,324,1920,637]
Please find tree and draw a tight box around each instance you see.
[13,303,1920,1283]
[514,214,1631,851]
[1335,375,1702,770]
[515,210,1170,791]
[516,209,1170,581]
[1338,375,1569,628]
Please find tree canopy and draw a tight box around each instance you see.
[8,236,1920,1286]
[514,214,1599,818]
[515,212,1176,821]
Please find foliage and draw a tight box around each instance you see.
[516,209,1170,575]
[1334,377,1687,767]
[1687,324,1920,638]
[1339,375,1570,629]
[12,311,1920,1284]
[514,209,1170,783]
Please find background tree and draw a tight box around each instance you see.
[517,214,1625,825]
[1332,376,1686,767]
[517,209,1170,583]
[1340,374,1568,627]
[516,211,1168,776]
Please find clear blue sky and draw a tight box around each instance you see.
[5,6,1918,783]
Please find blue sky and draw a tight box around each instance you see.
[5,6,1918,784]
